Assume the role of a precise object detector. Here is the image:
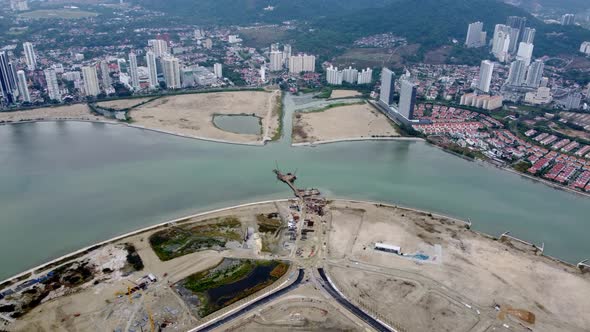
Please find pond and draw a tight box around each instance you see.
[213,114,261,135]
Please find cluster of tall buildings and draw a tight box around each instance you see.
[325,66,373,85]
[377,68,417,124]
[268,43,316,74]
[489,16,535,63]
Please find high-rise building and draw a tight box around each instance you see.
[477,60,494,93]
[99,60,111,90]
[379,68,395,105]
[507,59,527,86]
[492,25,511,62]
[357,68,373,85]
[203,39,213,50]
[129,53,140,89]
[161,56,181,89]
[260,66,266,82]
[507,27,521,54]
[148,39,169,57]
[398,79,417,120]
[16,70,30,103]
[270,43,280,52]
[213,63,223,78]
[0,51,15,105]
[82,65,100,97]
[44,68,61,101]
[517,42,534,66]
[282,44,292,65]
[525,59,544,88]
[465,22,487,48]
[342,66,358,84]
[23,42,36,71]
[561,14,575,26]
[288,54,315,73]
[326,66,343,85]
[506,16,527,45]
[269,51,283,72]
[580,41,590,55]
[146,51,158,89]
[522,27,536,44]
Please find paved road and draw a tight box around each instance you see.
[196,269,305,332]
[317,268,392,332]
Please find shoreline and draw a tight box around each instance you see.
[1,197,579,288]
[291,136,424,146]
[0,119,266,147]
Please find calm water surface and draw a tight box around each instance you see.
[213,114,261,135]
[0,94,589,280]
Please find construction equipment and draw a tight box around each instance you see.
[127,286,132,304]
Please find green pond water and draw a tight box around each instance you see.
[213,114,261,135]
[0,93,589,280]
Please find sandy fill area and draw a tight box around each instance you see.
[329,89,362,99]
[96,97,153,110]
[292,102,399,143]
[130,91,280,143]
[327,201,590,332]
[0,104,104,123]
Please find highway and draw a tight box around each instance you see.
[196,269,305,332]
[317,268,393,332]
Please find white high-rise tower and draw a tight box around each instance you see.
[129,53,140,89]
[146,51,158,89]
[16,70,30,103]
[44,68,61,101]
[23,42,36,71]
[82,65,100,97]
[162,56,181,89]
[477,60,494,93]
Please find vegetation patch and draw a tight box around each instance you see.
[176,258,289,318]
[256,213,282,234]
[149,216,242,261]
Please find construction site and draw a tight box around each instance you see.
[1,170,589,332]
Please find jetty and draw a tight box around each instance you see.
[273,169,302,199]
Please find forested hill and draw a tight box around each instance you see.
[136,0,590,57]
[134,0,397,24]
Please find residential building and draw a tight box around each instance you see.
[507,59,527,86]
[326,65,343,85]
[506,16,527,44]
[398,79,417,120]
[460,93,503,110]
[148,39,168,57]
[477,60,494,93]
[522,27,536,43]
[203,38,213,50]
[0,51,15,105]
[580,42,590,56]
[380,67,395,105]
[161,56,181,89]
[213,63,223,78]
[269,51,283,72]
[100,60,111,90]
[16,70,30,103]
[465,22,487,48]
[129,53,140,89]
[44,68,61,101]
[288,54,315,73]
[357,68,373,84]
[146,51,158,88]
[525,59,544,88]
[282,44,292,65]
[492,25,511,62]
[561,14,575,26]
[23,42,36,71]
[342,66,358,84]
[517,42,534,66]
[260,66,266,82]
[82,65,100,97]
